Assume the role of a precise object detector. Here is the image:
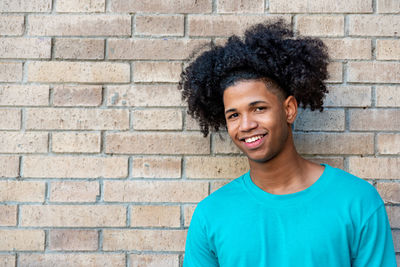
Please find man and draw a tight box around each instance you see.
[179,20,396,266]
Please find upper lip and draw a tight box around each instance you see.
[239,133,267,141]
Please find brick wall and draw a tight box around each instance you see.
[0,0,399,266]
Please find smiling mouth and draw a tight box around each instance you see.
[241,134,267,144]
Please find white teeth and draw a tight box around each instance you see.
[244,135,263,143]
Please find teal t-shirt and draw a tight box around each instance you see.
[184,164,397,267]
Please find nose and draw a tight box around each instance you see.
[239,114,257,132]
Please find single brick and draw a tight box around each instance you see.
[0,15,24,36]
[26,108,129,130]
[349,15,400,37]
[186,157,248,179]
[56,0,105,12]
[134,62,181,82]
[393,231,400,253]
[348,62,400,83]
[104,181,208,202]
[376,183,400,204]
[0,84,49,106]
[107,85,183,107]
[49,230,98,251]
[131,205,181,227]
[130,254,179,267]
[23,156,128,178]
[294,133,374,155]
[27,61,130,83]
[0,62,22,82]
[217,0,264,13]
[0,255,15,267]
[386,206,400,228]
[294,109,345,131]
[349,109,400,131]
[377,86,400,107]
[28,15,131,36]
[52,132,101,153]
[348,157,400,179]
[0,156,19,177]
[53,85,102,107]
[133,108,182,130]
[376,39,400,60]
[0,132,48,153]
[296,15,344,36]
[326,62,343,83]
[323,38,371,60]
[108,39,207,60]
[132,156,181,178]
[324,86,371,107]
[377,0,400,13]
[50,181,99,202]
[0,205,17,226]
[269,0,372,13]
[103,229,186,251]
[188,15,290,37]
[135,15,184,36]
[0,0,51,12]
[377,134,400,155]
[111,0,212,13]
[105,132,210,155]
[20,205,126,227]
[54,38,104,60]
[18,254,125,267]
[0,230,44,251]
[0,109,20,130]
[0,38,50,59]
[306,157,344,169]
[213,132,241,154]
[0,181,45,202]
[184,205,196,227]
[185,115,201,131]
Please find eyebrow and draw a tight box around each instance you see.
[224,100,268,115]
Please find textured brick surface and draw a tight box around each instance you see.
[54,38,105,60]
[0,0,51,12]
[296,16,344,36]
[18,254,125,267]
[0,230,44,251]
[184,205,196,227]
[0,205,17,226]
[348,62,400,83]
[56,0,105,12]
[0,109,20,130]
[0,85,49,106]
[376,86,400,107]
[0,181,45,202]
[0,62,22,82]
[129,254,179,267]
[323,38,371,60]
[0,255,15,267]
[135,15,184,36]
[131,205,181,227]
[349,109,400,131]
[53,85,102,107]
[0,37,51,59]
[348,157,400,179]
[326,62,343,83]
[217,0,264,13]
[0,15,24,36]
[133,62,181,82]
[269,0,372,13]
[376,183,400,204]
[133,109,182,130]
[49,230,98,251]
[110,0,212,13]
[132,156,181,178]
[294,109,345,131]
[324,86,371,107]
[186,157,249,179]
[0,156,19,177]
[212,132,241,154]
[349,15,400,37]
[377,40,400,60]
[50,181,99,202]
[0,132,48,153]
[377,134,400,155]
[387,206,400,228]
[52,132,101,153]
[377,0,400,13]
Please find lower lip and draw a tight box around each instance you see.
[243,135,266,149]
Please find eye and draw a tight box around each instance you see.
[227,113,238,120]
[255,106,266,112]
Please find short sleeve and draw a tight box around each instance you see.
[352,204,397,267]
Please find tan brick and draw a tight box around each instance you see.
[107,85,183,107]
[49,230,98,251]
[326,62,343,83]
[50,181,99,202]
[56,0,105,12]
[28,15,130,36]
[376,183,400,204]
[349,15,400,37]
[0,255,15,267]
[213,132,241,154]
[217,0,264,13]
[0,16,23,36]
[21,205,126,227]
[377,86,400,107]
[24,156,128,178]
[297,15,344,36]
[0,85,49,106]
[269,0,372,13]
[185,115,201,131]
[211,181,231,193]
[133,109,182,130]
[306,157,344,169]
[377,0,400,13]
[377,40,400,60]
[0,62,22,82]
[109,39,207,60]
[393,230,400,252]
[103,230,186,251]
[324,86,371,107]
[0,181,45,202]
[349,157,400,179]
[19,254,125,267]
[377,134,400,155]
[323,38,371,60]
[130,254,179,267]
[0,38,50,59]
[348,62,400,83]
[27,61,130,83]
[349,109,400,131]
[54,38,105,60]
[53,85,102,107]
[0,0,51,12]
[0,230,44,251]
[186,157,248,179]
[135,15,184,36]
[52,132,100,153]
[0,205,17,226]
[132,156,181,178]
[0,132,48,153]
[0,109,20,130]
[134,62,181,83]
[111,0,211,13]
[188,15,290,37]
[184,205,196,227]
[294,109,345,131]
[0,156,19,177]
[131,205,181,227]
[104,181,208,202]
[26,108,129,130]
[106,132,210,155]
[386,205,400,228]
[294,133,374,155]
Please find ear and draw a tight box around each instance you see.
[283,96,298,124]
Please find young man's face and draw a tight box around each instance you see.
[223,79,297,163]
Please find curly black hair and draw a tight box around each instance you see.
[179,19,329,136]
